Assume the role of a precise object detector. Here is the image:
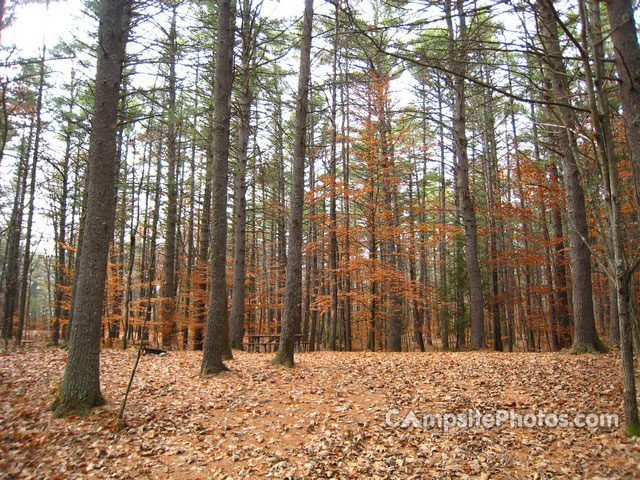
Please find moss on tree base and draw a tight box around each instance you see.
[271,355,294,369]
[51,392,106,418]
[200,363,229,377]
[626,423,640,437]
[570,339,609,355]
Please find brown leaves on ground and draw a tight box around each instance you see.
[1,349,639,479]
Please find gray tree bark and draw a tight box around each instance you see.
[408,173,425,352]
[15,44,45,346]
[230,0,257,350]
[604,0,640,209]
[51,81,76,346]
[201,0,235,375]
[1,126,30,344]
[340,65,352,351]
[273,0,313,367]
[436,77,449,351]
[328,2,339,351]
[161,4,179,349]
[599,0,640,432]
[194,109,213,351]
[447,0,484,349]
[481,73,502,352]
[52,0,132,417]
[536,0,603,353]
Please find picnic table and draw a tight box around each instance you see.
[244,334,308,353]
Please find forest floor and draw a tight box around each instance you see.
[1,348,639,479]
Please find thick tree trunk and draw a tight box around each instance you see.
[201,0,235,375]
[273,0,313,367]
[230,0,255,350]
[52,0,131,417]
[447,0,484,349]
[536,0,602,353]
[590,0,640,432]
[604,0,640,209]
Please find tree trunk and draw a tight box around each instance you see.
[447,0,484,349]
[273,0,313,367]
[274,85,287,342]
[2,126,30,345]
[52,111,73,346]
[340,59,352,351]
[161,5,178,349]
[15,44,46,346]
[308,150,318,352]
[408,174,425,352]
[328,2,339,351]
[535,0,602,353]
[201,0,235,375]
[183,84,198,350]
[436,77,449,351]
[609,279,620,344]
[53,0,132,417]
[588,0,640,432]
[194,109,213,351]
[604,0,640,209]
[230,0,256,350]
[547,164,571,347]
[481,69,502,352]
[122,223,136,350]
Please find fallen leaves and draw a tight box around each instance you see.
[0,349,639,478]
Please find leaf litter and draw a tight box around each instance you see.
[1,349,639,479]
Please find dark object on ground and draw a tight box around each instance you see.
[142,347,169,356]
